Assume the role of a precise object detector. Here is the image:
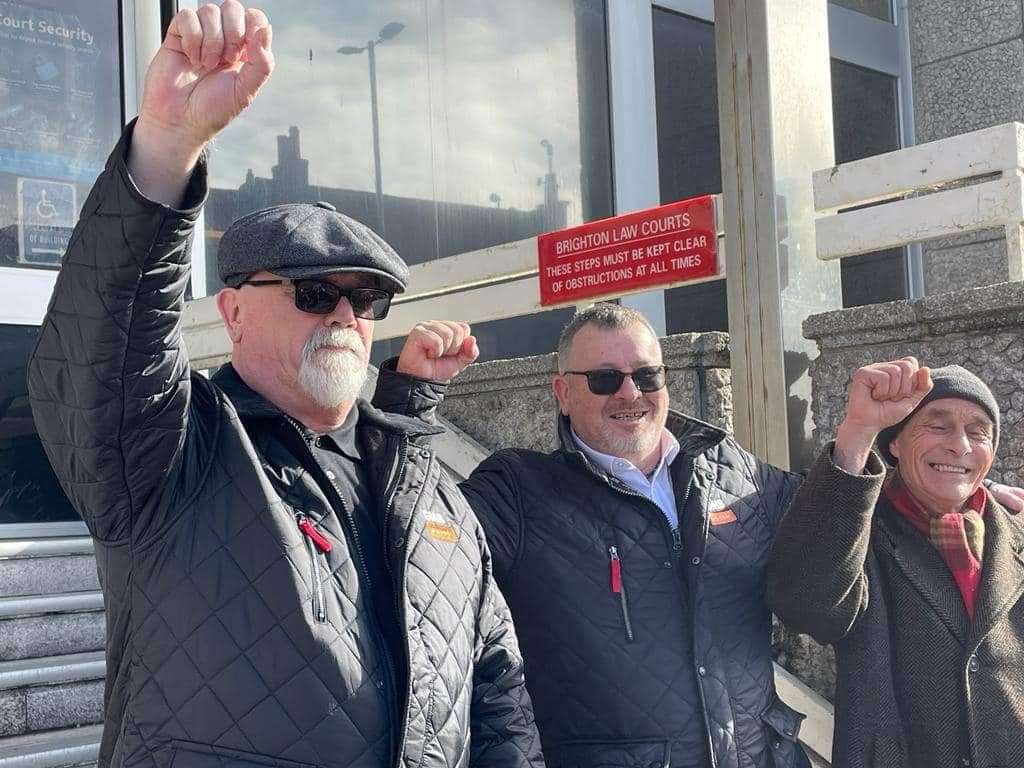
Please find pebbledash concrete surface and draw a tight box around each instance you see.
[438,281,1024,702]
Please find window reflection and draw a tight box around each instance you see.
[204,0,612,272]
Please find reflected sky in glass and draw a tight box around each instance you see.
[207,0,601,240]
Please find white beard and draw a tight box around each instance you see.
[297,327,368,408]
[598,425,661,461]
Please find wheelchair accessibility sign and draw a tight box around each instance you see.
[18,178,77,266]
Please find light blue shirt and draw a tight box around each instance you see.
[572,427,682,529]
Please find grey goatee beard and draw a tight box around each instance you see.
[297,327,368,408]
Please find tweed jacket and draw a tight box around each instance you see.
[767,447,1024,768]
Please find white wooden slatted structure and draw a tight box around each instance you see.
[813,122,1024,281]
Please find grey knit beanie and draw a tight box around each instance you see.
[877,364,999,466]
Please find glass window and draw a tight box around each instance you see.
[829,0,892,23]
[653,9,906,329]
[831,58,905,307]
[652,9,727,335]
[204,0,613,362]
[0,324,78,524]
[0,0,122,270]
[0,0,122,528]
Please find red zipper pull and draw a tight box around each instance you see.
[297,515,333,553]
[609,546,622,593]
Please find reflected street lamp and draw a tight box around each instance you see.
[338,21,405,235]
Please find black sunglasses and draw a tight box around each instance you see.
[563,365,669,396]
[241,279,393,320]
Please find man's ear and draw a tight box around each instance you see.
[888,436,901,461]
[215,288,244,343]
[552,375,571,416]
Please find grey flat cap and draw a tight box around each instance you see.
[218,201,409,293]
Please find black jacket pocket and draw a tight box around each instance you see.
[547,737,670,768]
[760,695,811,768]
[169,740,318,767]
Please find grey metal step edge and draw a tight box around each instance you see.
[0,540,94,561]
[0,652,105,691]
[0,725,102,768]
[0,593,104,620]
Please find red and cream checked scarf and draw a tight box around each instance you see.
[883,472,987,619]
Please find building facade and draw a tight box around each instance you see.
[0,0,957,533]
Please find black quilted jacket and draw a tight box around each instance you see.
[375,369,813,768]
[27,124,543,768]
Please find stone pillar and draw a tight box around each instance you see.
[908,0,1024,291]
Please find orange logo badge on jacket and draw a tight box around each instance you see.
[709,508,737,526]
[424,510,459,543]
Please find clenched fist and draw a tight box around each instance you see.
[396,321,479,383]
[141,0,274,148]
[130,1,274,205]
[833,357,933,474]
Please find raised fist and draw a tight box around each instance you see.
[842,356,933,436]
[139,0,274,149]
[396,321,479,383]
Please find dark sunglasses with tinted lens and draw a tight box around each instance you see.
[242,279,393,320]
[563,365,669,395]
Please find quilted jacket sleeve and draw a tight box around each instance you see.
[460,453,525,583]
[27,122,208,544]
[470,524,545,768]
[765,444,886,644]
[751,448,805,531]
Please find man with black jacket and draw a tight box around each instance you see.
[383,309,1023,767]
[27,3,542,767]
[382,303,812,768]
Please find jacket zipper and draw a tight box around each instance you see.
[382,435,417,764]
[608,545,635,642]
[283,417,400,763]
[296,513,330,622]
[601,460,718,768]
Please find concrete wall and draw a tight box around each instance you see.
[805,281,1024,485]
[437,332,732,453]
[908,0,1023,291]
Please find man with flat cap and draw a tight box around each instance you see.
[768,358,1024,768]
[27,3,542,767]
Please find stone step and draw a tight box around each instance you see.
[0,725,101,768]
[0,653,106,738]
[0,595,105,662]
[0,540,97,599]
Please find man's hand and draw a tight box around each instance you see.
[396,321,479,383]
[989,482,1024,514]
[833,357,933,474]
[130,0,274,205]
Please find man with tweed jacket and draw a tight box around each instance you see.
[768,357,1024,768]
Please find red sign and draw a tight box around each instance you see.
[537,196,718,306]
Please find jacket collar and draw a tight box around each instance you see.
[211,363,443,439]
[876,493,1024,645]
[557,408,726,478]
